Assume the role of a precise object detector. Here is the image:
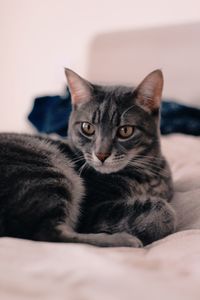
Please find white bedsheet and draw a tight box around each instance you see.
[0,134,200,300]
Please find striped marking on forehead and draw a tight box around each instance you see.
[91,99,119,126]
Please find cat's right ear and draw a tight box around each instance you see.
[134,69,163,113]
[64,68,92,106]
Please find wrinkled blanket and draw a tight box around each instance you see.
[0,134,200,300]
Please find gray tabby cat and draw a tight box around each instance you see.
[0,69,176,247]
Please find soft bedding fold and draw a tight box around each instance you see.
[0,134,199,300]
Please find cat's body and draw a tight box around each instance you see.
[0,69,176,247]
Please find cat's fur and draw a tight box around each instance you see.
[0,69,176,247]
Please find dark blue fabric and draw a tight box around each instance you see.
[28,89,72,137]
[160,101,200,135]
[28,89,200,136]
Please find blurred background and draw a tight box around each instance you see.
[1,0,200,132]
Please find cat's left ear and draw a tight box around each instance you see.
[65,68,92,106]
[134,70,163,113]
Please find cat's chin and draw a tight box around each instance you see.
[92,163,126,174]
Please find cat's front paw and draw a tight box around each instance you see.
[112,232,143,247]
[96,232,143,248]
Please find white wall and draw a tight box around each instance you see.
[1,0,200,131]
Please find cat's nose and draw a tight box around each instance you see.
[95,152,111,163]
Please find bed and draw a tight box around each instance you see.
[1,23,200,300]
[0,134,200,300]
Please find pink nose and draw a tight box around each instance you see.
[95,152,111,163]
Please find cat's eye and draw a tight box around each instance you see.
[81,122,95,136]
[117,126,134,139]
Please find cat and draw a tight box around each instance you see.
[0,69,176,247]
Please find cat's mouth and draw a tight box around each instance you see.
[85,153,128,174]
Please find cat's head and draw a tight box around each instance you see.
[65,68,163,174]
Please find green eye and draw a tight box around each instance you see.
[117,126,134,139]
[81,122,95,136]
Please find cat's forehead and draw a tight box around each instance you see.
[74,85,139,125]
[91,98,119,125]
[94,85,134,103]
[91,85,136,123]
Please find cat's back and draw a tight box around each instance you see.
[0,133,84,237]
[0,132,62,160]
[0,132,71,166]
[0,133,82,207]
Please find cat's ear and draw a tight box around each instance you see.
[134,70,163,113]
[64,68,92,106]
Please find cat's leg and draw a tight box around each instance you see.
[127,199,176,245]
[33,221,142,247]
[89,198,176,246]
[57,223,143,247]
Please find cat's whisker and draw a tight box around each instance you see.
[128,161,169,178]
[132,154,165,162]
[70,155,84,161]
[113,159,124,163]
[130,159,165,169]
[78,162,88,177]
[70,157,85,164]
[113,154,125,161]
[85,163,91,173]
[85,155,93,160]
[134,166,168,178]
[71,149,83,156]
